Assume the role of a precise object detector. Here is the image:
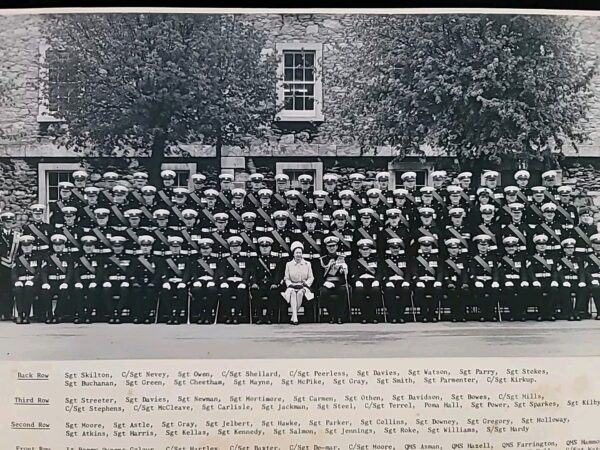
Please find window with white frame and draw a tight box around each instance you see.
[276,43,323,122]
[38,163,83,215]
[276,162,323,190]
[394,170,428,189]
[47,171,74,202]
[38,41,81,122]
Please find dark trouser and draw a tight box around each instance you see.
[190,282,218,322]
[131,282,158,322]
[0,266,13,319]
[14,284,37,319]
[445,285,469,321]
[160,286,188,321]
[413,284,441,321]
[559,283,588,318]
[40,283,70,320]
[530,284,559,319]
[503,284,525,319]
[103,283,129,317]
[353,279,381,322]
[471,284,499,320]
[383,281,411,322]
[590,285,600,317]
[220,284,249,322]
[320,284,348,322]
[251,284,278,322]
[72,282,100,319]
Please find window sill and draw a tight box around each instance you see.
[276,113,324,123]
[37,114,64,123]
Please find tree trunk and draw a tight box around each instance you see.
[148,131,167,186]
[216,133,223,176]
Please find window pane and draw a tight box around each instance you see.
[49,187,58,202]
[284,97,294,110]
[304,53,315,67]
[49,172,58,185]
[284,68,294,82]
[294,53,304,68]
[294,68,304,82]
[305,84,314,96]
[305,98,314,110]
[294,96,304,111]
[284,52,293,67]
[305,68,314,82]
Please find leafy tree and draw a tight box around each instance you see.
[44,13,277,181]
[330,15,597,170]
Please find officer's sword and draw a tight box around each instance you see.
[409,292,417,323]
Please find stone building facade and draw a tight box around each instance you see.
[1,13,600,223]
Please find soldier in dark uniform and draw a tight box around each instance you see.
[210,212,233,259]
[49,181,77,226]
[161,236,191,325]
[72,235,103,324]
[98,172,119,208]
[246,173,264,209]
[378,208,411,261]
[238,212,259,258]
[364,188,388,225]
[122,209,145,256]
[444,185,470,223]
[571,208,596,257]
[228,188,251,233]
[108,185,131,231]
[272,174,290,211]
[375,172,394,206]
[269,210,294,259]
[471,204,501,254]
[412,236,442,323]
[255,188,276,234]
[442,207,471,257]
[498,203,529,255]
[198,189,223,234]
[353,208,381,258]
[555,238,587,321]
[129,172,148,208]
[440,238,470,322]
[470,188,495,227]
[217,235,250,324]
[317,236,350,324]
[430,171,449,215]
[157,169,177,209]
[56,206,83,256]
[391,189,418,230]
[514,170,532,203]
[311,190,333,231]
[456,172,476,205]
[329,209,354,258]
[381,237,411,323]
[584,233,600,320]
[348,173,367,206]
[527,234,560,321]
[541,170,560,202]
[177,209,201,257]
[12,235,38,324]
[533,203,563,257]
[498,236,530,321]
[323,173,341,208]
[189,173,207,209]
[40,234,73,324]
[71,170,88,209]
[555,185,579,231]
[482,170,504,208]
[285,190,307,233]
[170,187,193,226]
[498,186,520,225]
[0,212,18,318]
[338,190,360,226]
[410,207,442,258]
[79,187,102,232]
[151,209,175,257]
[138,185,161,227]
[469,234,500,322]
[297,174,315,208]
[89,208,114,256]
[24,204,51,257]
[128,235,164,324]
[350,239,382,324]
[419,187,444,223]
[526,186,548,228]
[250,236,282,324]
[102,236,131,324]
[401,171,420,210]
[190,238,219,324]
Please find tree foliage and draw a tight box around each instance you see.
[331,15,597,167]
[44,14,277,178]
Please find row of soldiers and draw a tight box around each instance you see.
[0,167,598,324]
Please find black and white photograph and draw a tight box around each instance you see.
[1,9,600,360]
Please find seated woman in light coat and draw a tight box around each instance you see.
[282,241,315,325]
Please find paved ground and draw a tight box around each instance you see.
[1,320,600,360]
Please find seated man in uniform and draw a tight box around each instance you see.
[190,238,219,325]
[318,236,349,324]
[350,239,382,324]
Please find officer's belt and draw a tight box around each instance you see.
[108,275,126,281]
[534,272,551,277]
[505,274,520,279]
[17,275,35,281]
[564,275,579,280]
[417,276,435,281]
[32,245,49,251]
[475,275,493,281]
[153,250,169,256]
[591,273,600,278]
[48,274,66,280]
[80,274,95,280]
[168,277,183,283]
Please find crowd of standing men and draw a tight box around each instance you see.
[1,167,600,326]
